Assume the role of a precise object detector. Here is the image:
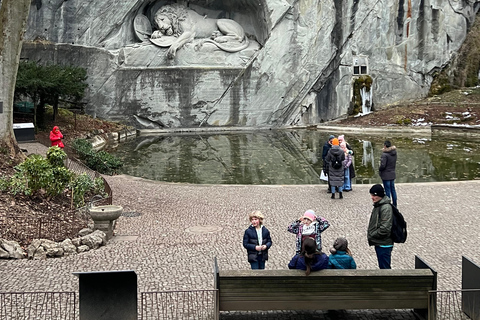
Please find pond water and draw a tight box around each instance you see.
[109,130,480,184]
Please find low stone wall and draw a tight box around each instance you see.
[90,127,138,151]
[431,125,480,140]
[0,229,108,260]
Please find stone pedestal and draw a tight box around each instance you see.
[93,220,116,240]
[88,205,123,240]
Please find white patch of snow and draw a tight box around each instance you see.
[354,111,372,117]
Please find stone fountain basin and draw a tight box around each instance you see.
[88,205,123,221]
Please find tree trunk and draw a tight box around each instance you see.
[0,0,31,155]
[38,95,46,130]
[53,95,59,121]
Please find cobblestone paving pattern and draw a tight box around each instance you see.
[2,160,480,319]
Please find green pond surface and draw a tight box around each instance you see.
[109,130,480,184]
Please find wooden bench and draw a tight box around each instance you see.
[214,256,437,319]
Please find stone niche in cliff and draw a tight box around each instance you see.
[23,0,268,129]
[105,0,266,128]
[111,1,266,68]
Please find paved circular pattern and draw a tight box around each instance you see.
[186,225,224,234]
[121,211,142,217]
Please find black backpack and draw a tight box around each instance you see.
[380,203,407,243]
[331,155,343,169]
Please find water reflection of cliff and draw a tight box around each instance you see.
[111,131,480,184]
[115,131,321,184]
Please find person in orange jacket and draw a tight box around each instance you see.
[49,126,65,148]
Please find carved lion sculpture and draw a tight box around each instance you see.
[150,4,249,59]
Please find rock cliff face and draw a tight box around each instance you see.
[22,0,480,128]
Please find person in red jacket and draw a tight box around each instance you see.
[49,126,65,148]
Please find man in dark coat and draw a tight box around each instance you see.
[379,140,397,207]
[367,184,393,269]
[322,135,335,193]
[325,138,345,199]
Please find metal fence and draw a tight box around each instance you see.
[0,292,77,320]
[65,158,112,205]
[0,210,89,247]
[429,289,480,320]
[140,290,217,320]
[0,290,216,320]
[1,289,479,320]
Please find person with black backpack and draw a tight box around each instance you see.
[321,135,335,193]
[367,184,394,269]
[325,138,345,199]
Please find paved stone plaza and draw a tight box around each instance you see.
[2,142,480,319]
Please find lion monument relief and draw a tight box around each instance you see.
[149,4,250,59]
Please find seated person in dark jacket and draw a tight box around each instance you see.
[288,237,329,275]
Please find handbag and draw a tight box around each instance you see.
[320,170,328,181]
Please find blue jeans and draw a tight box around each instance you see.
[382,179,397,207]
[250,259,265,270]
[331,186,343,193]
[375,246,393,269]
[343,168,351,190]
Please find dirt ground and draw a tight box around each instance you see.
[1,111,126,247]
[2,88,480,246]
[336,88,480,127]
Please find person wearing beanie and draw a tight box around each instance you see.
[288,237,329,275]
[321,135,335,193]
[379,140,398,207]
[328,237,357,269]
[243,211,272,269]
[367,184,394,269]
[287,210,330,254]
[325,137,346,199]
